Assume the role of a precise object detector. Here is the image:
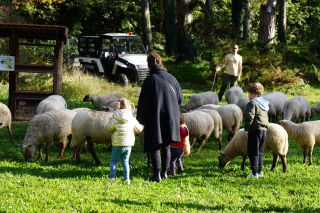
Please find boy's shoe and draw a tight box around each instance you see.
[257,172,264,178]
[108,177,116,182]
[124,180,130,185]
[168,171,176,176]
[178,166,184,172]
[247,172,258,179]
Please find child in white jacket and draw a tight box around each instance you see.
[107,98,143,184]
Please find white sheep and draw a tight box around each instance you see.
[218,123,288,172]
[195,108,223,150]
[180,91,219,112]
[71,110,113,165]
[263,92,288,123]
[21,109,77,162]
[197,104,243,142]
[36,95,67,115]
[82,93,124,110]
[225,86,244,105]
[279,119,320,165]
[183,110,215,153]
[0,102,13,144]
[282,96,311,123]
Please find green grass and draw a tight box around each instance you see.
[1,62,320,212]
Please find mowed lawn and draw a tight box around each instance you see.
[1,119,320,212]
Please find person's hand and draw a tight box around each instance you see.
[216,66,221,71]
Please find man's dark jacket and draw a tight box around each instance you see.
[137,65,183,152]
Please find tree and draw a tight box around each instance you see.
[231,0,244,37]
[141,0,152,50]
[258,0,276,44]
[278,0,287,44]
[242,0,250,41]
[163,0,176,56]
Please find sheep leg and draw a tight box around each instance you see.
[66,135,72,148]
[271,152,279,171]
[240,155,247,171]
[87,141,101,165]
[37,146,43,161]
[57,140,67,159]
[190,138,197,149]
[303,146,307,164]
[195,138,208,153]
[218,136,222,150]
[7,126,14,144]
[308,146,313,166]
[73,145,81,162]
[280,155,287,173]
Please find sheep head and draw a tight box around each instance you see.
[21,143,35,162]
[218,153,230,169]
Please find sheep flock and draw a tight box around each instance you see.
[2,86,320,178]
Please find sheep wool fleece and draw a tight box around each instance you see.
[137,65,183,152]
[107,109,143,147]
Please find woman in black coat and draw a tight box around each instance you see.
[137,52,183,182]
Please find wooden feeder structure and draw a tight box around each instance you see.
[0,23,68,121]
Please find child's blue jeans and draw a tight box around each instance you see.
[109,146,132,180]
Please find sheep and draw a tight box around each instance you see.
[195,108,223,150]
[71,110,113,165]
[182,110,215,153]
[82,93,124,110]
[21,109,77,162]
[196,104,243,142]
[282,96,311,123]
[36,95,67,115]
[310,102,320,119]
[236,97,249,115]
[225,86,244,105]
[0,102,13,144]
[218,123,288,172]
[180,91,219,113]
[279,119,320,165]
[262,92,288,123]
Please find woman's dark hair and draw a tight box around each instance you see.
[147,51,164,68]
[180,113,186,125]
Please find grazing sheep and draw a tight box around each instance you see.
[0,102,13,144]
[183,111,215,153]
[195,108,223,150]
[282,96,311,123]
[197,104,243,142]
[83,93,124,110]
[21,109,77,162]
[36,95,67,115]
[218,123,288,172]
[236,97,249,115]
[225,86,244,105]
[71,110,113,165]
[180,91,219,112]
[310,102,320,119]
[279,120,320,165]
[263,92,288,123]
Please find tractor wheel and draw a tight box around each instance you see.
[115,73,129,86]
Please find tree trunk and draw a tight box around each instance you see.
[258,0,276,44]
[163,0,176,56]
[176,0,198,60]
[141,0,152,50]
[242,0,250,41]
[278,0,287,43]
[231,0,244,37]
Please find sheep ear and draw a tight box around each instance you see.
[28,144,33,148]
[219,153,225,157]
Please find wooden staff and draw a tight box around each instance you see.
[211,60,219,92]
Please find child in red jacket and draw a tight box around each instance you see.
[168,113,189,176]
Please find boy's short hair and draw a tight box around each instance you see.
[247,82,264,96]
[180,113,186,125]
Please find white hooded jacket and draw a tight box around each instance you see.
[107,109,144,147]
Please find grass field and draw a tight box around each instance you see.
[1,66,320,212]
